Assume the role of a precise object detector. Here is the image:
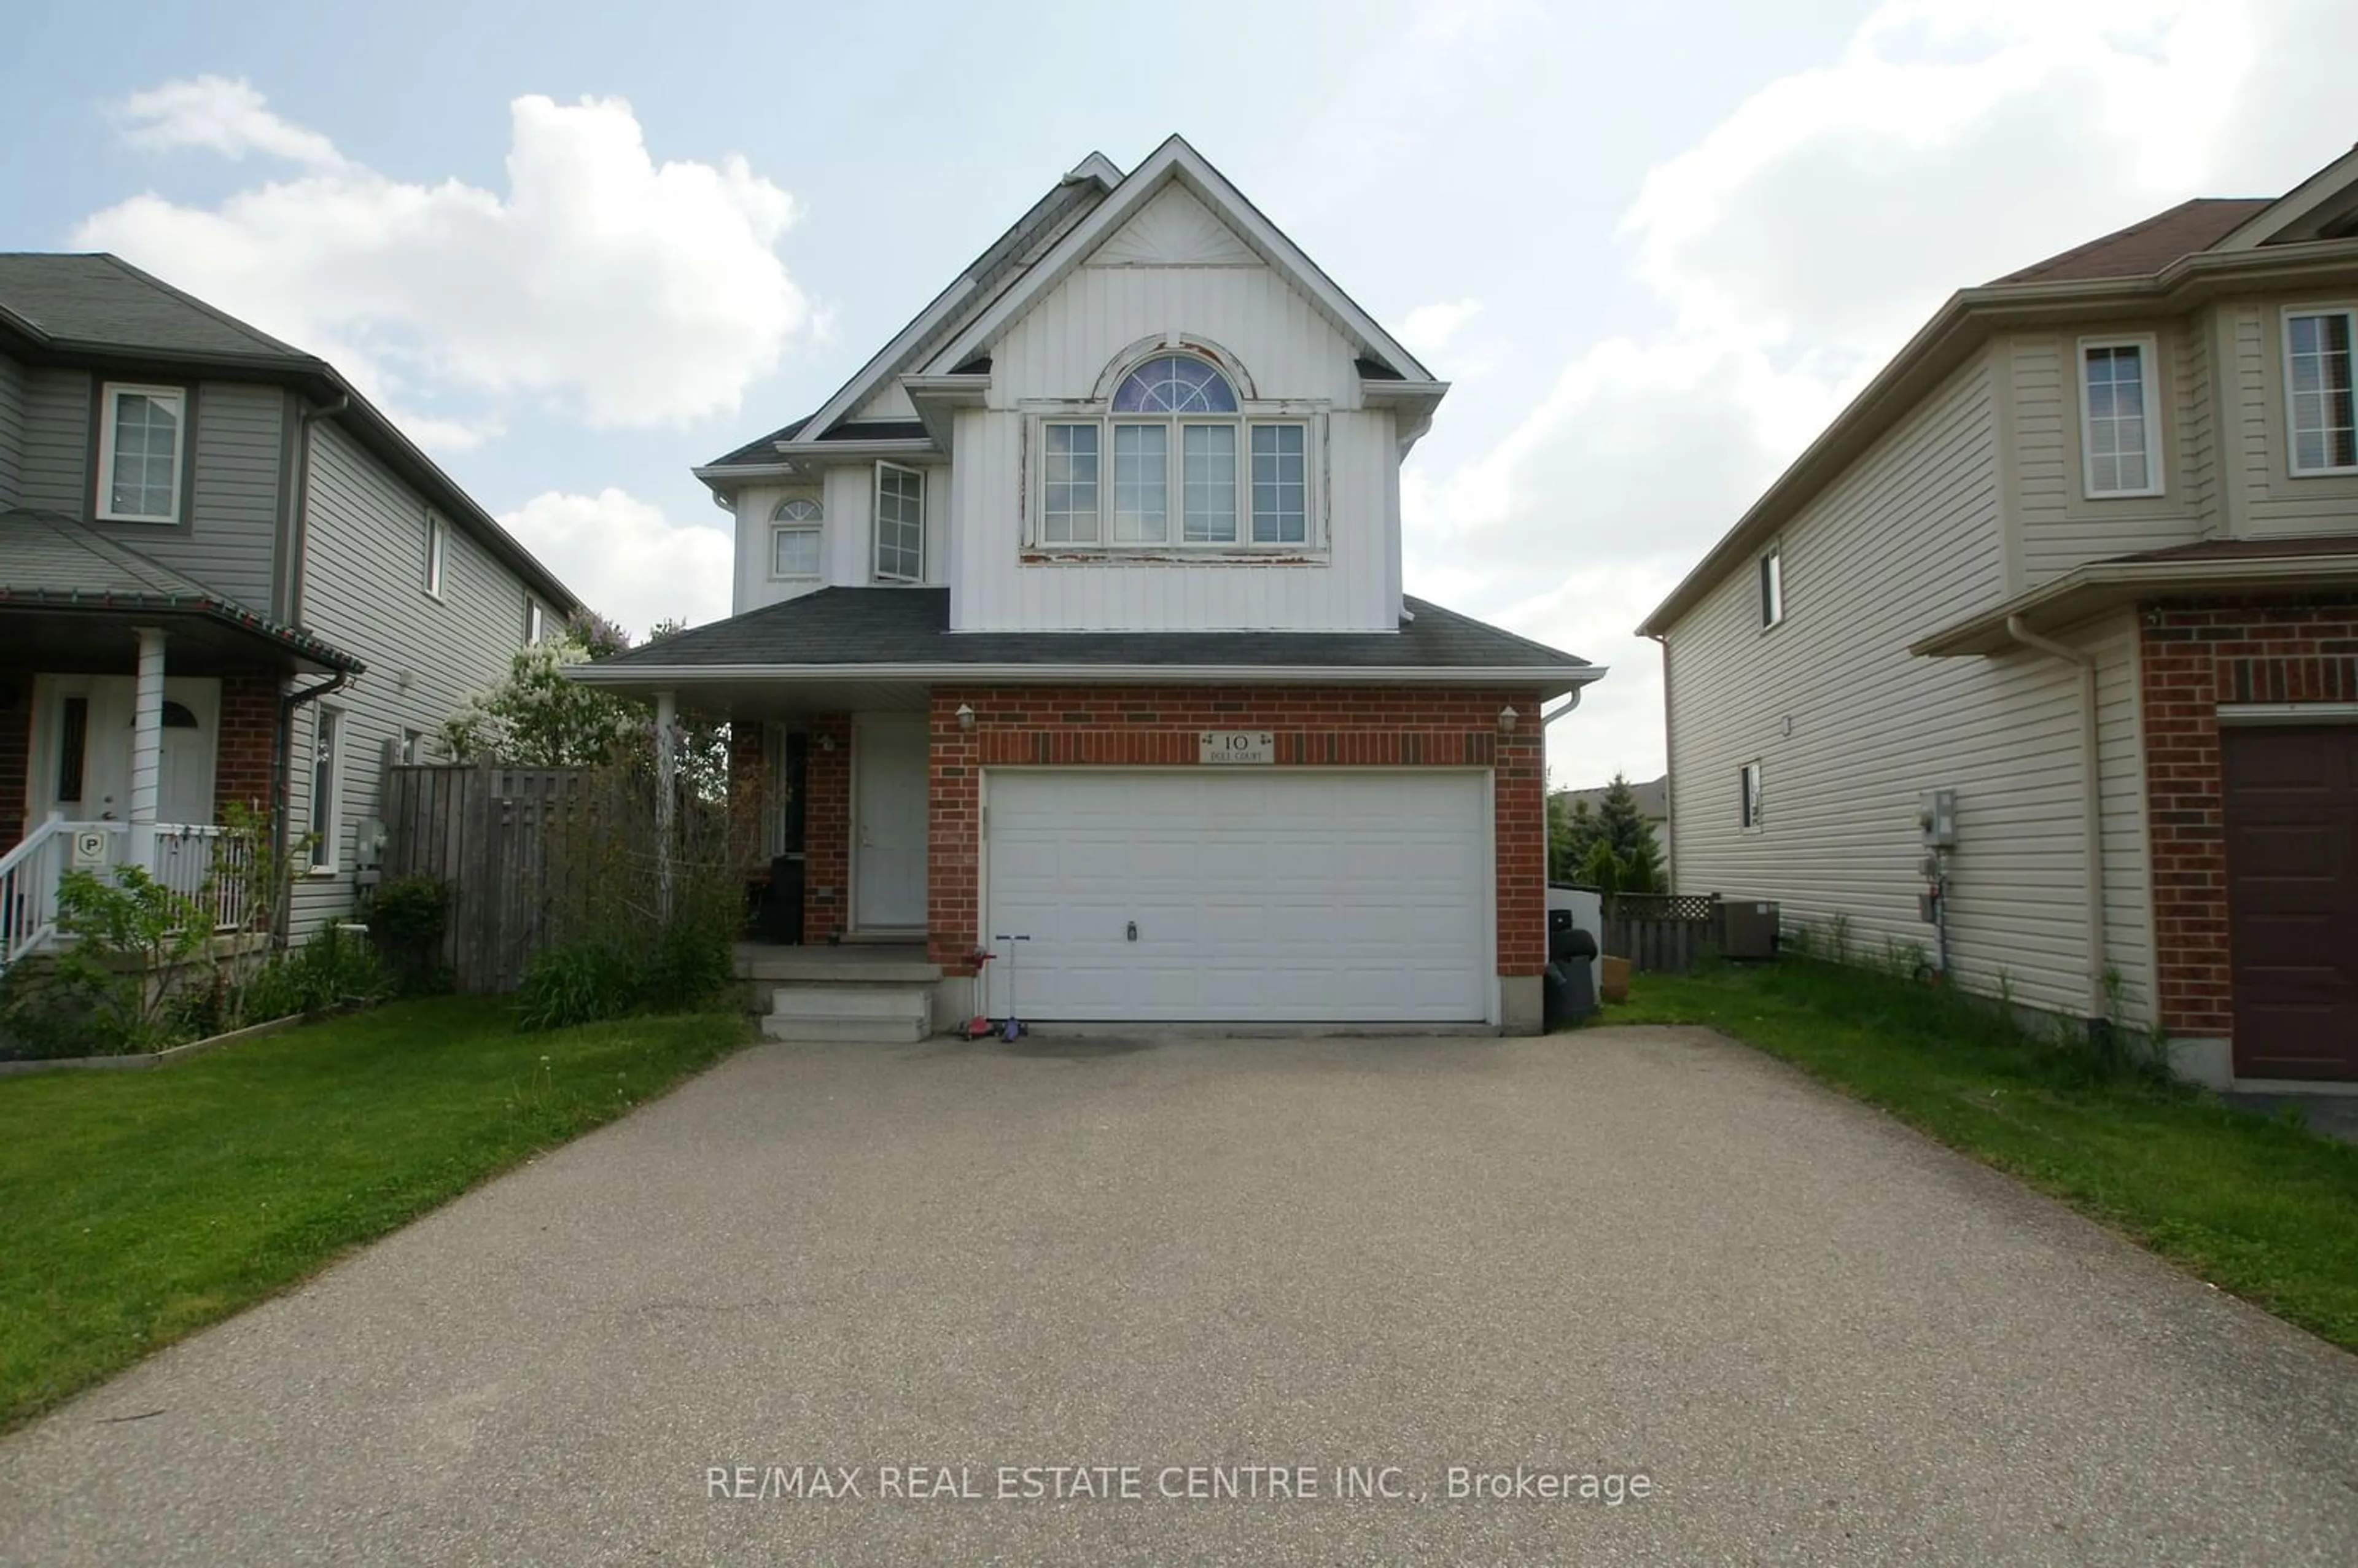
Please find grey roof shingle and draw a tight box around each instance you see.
[0,254,313,362]
[0,508,364,671]
[586,587,1589,675]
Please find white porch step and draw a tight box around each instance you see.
[761,981,933,1045]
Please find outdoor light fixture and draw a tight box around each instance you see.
[819,734,836,752]
[956,702,976,731]
[1498,705,1519,734]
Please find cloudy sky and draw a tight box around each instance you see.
[5,0,2353,789]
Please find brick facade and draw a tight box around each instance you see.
[2139,594,2358,1037]
[801,713,853,942]
[919,685,1549,981]
[0,685,29,856]
[214,674,281,826]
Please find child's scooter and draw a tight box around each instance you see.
[994,932,1030,1040]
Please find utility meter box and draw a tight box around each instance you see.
[1918,790,1958,848]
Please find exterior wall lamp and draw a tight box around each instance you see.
[1498,705,1519,734]
[955,702,976,731]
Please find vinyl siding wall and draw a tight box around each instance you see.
[952,260,1398,632]
[730,462,949,615]
[1666,352,2157,1030]
[9,367,284,609]
[2010,325,2205,589]
[2221,296,2358,537]
[0,351,25,506]
[286,419,539,937]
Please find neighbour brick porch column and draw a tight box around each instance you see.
[2139,594,2358,1041]
[0,681,29,855]
[803,713,852,943]
[214,674,281,826]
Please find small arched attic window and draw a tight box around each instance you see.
[1035,351,1309,549]
[771,496,823,579]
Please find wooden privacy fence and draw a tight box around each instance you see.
[1603,893,1722,974]
[381,761,599,994]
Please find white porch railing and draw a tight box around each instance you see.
[1,818,259,968]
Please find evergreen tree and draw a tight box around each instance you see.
[1594,774,1667,894]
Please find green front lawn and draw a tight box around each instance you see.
[0,998,747,1430]
[1609,961,2358,1351]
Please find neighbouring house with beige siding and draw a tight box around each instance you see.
[0,254,578,962]
[1641,146,2358,1087]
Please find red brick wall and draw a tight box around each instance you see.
[2140,594,2358,1036]
[214,674,280,826]
[0,686,29,855]
[922,685,1549,980]
[803,713,852,942]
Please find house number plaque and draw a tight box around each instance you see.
[1199,731,1275,765]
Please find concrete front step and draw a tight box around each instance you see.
[761,1008,932,1044]
[761,978,935,1044]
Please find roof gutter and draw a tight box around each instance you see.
[2001,615,2110,1034]
[570,661,1606,693]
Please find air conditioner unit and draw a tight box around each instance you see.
[1719,900,1779,961]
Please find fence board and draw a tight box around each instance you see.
[1603,893,1721,975]
[383,761,599,994]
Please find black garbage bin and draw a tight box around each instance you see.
[1542,926,1598,1028]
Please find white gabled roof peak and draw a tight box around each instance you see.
[920,133,1434,384]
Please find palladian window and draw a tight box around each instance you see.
[1037,353,1311,550]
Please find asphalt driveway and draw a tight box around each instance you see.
[4,1025,2356,1565]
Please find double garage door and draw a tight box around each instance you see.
[2225,725,2358,1080]
[984,770,1490,1023]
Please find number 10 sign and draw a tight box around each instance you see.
[1198,731,1274,765]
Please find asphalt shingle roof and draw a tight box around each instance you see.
[588,587,1589,674]
[1990,198,2273,285]
[0,508,364,671]
[0,254,312,362]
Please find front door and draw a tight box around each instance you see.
[852,713,928,931]
[36,675,219,825]
[2224,724,2358,1079]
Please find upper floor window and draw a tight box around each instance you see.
[1037,352,1312,550]
[96,384,184,523]
[2078,337,2162,498]
[1759,543,1784,629]
[524,598,545,645]
[2285,308,2357,475]
[771,497,823,578]
[425,513,448,598]
[874,464,925,582]
[1740,761,1764,831]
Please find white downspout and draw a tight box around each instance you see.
[2002,615,2107,1027]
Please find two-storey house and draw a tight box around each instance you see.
[1,254,579,958]
[1641,145,2358,1085]
[580,137,1603,1034]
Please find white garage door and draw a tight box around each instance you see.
[984,770,1490,1023]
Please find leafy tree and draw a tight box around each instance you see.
[442,634,640,769]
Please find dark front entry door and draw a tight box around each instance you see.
[2223,724,2358,1079]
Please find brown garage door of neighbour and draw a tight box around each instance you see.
[2223,724,2358,1081]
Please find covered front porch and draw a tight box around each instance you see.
[1,509,366,965]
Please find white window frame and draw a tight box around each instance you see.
[524,599,545,645]
[2077,335,2165,499]
[399,728,423,766]
[95,382,186,524]
[1031,413,1320,553]
[873,463,926,583]
[770,497,824,580]
[1759,543,1784,629]
[308,707,343,874]
[425,513,448,599]
[2282,305,2358,477]
[1739,760,1764,832]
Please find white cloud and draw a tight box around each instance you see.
[113,75,348,171]
[1398,298,1483,359]
[498,489,733,638]
[76,82,809,432]
[1400,0,2349,790]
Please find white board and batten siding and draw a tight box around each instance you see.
[951,243,1401,633]
[286,421,544,938]
[1667,352,2158,1030]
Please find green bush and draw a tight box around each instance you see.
[514,941,640,1031]
[233,925,391,1023]
[364,874,451,995]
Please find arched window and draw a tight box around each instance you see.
[771,496,823,578]
[1037,352,1309,549]
[161,700,199,729]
